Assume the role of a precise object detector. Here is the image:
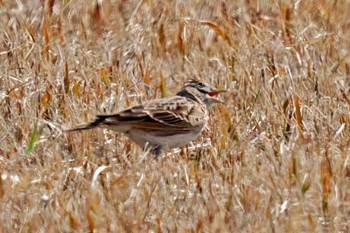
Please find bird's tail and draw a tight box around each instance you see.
[67,115,109,132]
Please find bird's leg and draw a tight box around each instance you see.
[144,143,164,159]
[151,145,164,159]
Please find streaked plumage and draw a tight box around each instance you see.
[68,80,226,156]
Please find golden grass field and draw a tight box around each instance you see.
[1,0,350,232]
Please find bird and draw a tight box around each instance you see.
[68,79,226,156]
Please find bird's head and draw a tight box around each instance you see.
[177,79,226,108]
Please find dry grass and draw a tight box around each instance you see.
[1,0,350,232]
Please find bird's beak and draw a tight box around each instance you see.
[208,89,227,97]
[208,89,226,103]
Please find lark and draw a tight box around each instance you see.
[68,80,226,156]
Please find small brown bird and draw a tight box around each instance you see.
[68,80,226,156]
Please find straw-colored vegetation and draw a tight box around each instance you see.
[1,0,350,232]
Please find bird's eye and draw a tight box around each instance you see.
[197,82,205,87]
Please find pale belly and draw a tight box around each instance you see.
[125,127,204,149]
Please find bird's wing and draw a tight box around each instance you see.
[99,96,207,131]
